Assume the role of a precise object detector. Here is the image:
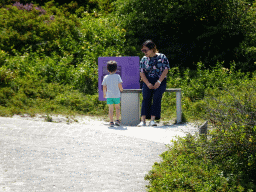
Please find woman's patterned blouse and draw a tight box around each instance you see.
[139,53,170,78]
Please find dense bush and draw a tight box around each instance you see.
[146,74,256,191]
[115,0,256,71]
[0,1,80,56]
[0,2,127,116]
[203,80,256,190]
[0,75,107,116]
[161,61,250,121]
[0,0,92,13]
[1,1,256,190]
[145,135,236,191]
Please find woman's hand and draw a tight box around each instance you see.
[147,83,154,89]
[153,82,161,89]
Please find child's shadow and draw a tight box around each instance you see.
[103,122,128,130]
[108,126,128,131]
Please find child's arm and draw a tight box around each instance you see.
[103,85,107,98]
[118,83,123,92]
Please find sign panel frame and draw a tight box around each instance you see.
[98,56,140,101]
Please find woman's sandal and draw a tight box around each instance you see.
[115,120,121,126]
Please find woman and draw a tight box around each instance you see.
[138,40,170,126]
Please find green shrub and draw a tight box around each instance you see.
[203,80,256,190]
[0,65,17,86]
[0,1,80,56]
[163,62,251,121]
[72,14,127,94]
[145,130,255,191]
[115,0,255,70]
[0,49,9,67]
[146,70,256,191]
[54,90,106,115]
[145,135,235,191]
[179,62,247,101]
[78,14,126,59]
[0,0,99,13]
[0,87,15,106]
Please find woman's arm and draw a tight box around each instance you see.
[140,72,154,89]
[159,68,169,82]
[153,68,169,89]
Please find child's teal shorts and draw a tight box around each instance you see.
[107,98,120,105]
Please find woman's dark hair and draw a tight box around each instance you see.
[107,60,117,73]
[142,40,158,53]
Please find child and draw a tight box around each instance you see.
[102,60,123,127]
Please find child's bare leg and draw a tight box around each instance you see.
[115,103,120,121]
[108,104,114,122]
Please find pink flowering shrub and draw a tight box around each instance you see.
[0,1,80,56]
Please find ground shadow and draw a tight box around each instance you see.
[152,123,188,129]
[103,122,128,130]
[108,126,128,130]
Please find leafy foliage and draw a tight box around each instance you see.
[0,1,127,117]
[1,1,256,190]
[145,135,233,191]
[0,1,80,57]
[203,81,256,190]
[68,14,127,93]
[115,0,256,71]
[0,0,114,16]
[146,74,256,191]
[161,61,250,122]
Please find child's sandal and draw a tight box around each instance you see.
[110,122,114,127]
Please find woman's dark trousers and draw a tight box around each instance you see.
[141,81,166,120]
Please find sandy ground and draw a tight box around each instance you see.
[0,115,200,191]
[9,114,200,144]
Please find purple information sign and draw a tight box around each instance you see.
[98,57,140,101]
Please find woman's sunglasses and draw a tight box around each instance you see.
[141,49,150,53]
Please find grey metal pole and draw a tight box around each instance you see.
[176,91,182,123]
